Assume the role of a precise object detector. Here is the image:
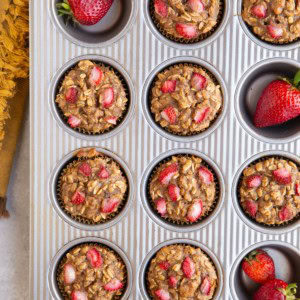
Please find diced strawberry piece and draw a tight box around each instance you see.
[68,115,81,128]
[71,191,85,205]
[182,256,195,279]
[97,166,109,179]
[161,106,177,124]
[168,184,180,202]
[252,4,267,18]
[101,198,120,213]
[187,0,205,13]
[296,183,300,196]
[65,87,78,104]
[104,279,124,291]
[86,248,103,268]
[71,291,87,300]
[278,206,292,222]
[154,0,168,18]
[159,163,178,185]
[187,200,203,223]
[245,199,258,217]
[102,87,114,109]
[78,162,92,176]
[273,168,292,185]
[191,72,207,90]
[105,116,117,124]
[64,263,76,284]
[267,24,283,39]
[194,107,210,124]
[200,277,211,295]
[161,80,177,93]
[198,166,214,184]
[159,261,170,270]
[154,289,170,300]
[175,23,198,39]
[246,175,262,188]
[156,198,167,216]
[168,276,178,288]
[89,66,103,86]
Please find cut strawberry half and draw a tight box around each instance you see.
[65,87,78,104]
[296,183,300,196]
[156,198,167,216]
[252,4,267,18]
[71,191,85,205]
[68,115,81,128]
[64,263,76,284]
[198,166,214,184]
[89,66,103,86]
[168,276,178,288]
[245,199,258,217]
[87,248,103,268]
[161,106,177,124]
[273,168,292,185]
[158,163,178,185]
[104,278,124,291]
[97,166,110,179]
[267,24,283,39]
[194,107,210,124]
[182,256,195,279]
[200,277,211,295]
[154,0,168,18]
[105,116,117,125]
[246,175,262,188]
[154,289,170,300]
[175,23,198,39]
[191,72,207,90]
[159,261,170,270]
[278,206,292,222]
[102,87,114,109]
[168,184,180,202]
[71,291,87,300]
[78,162,92,176]
[187,0,205,13]
[187,200,203,223]
[161,80,177,93]
[101,198,120,213]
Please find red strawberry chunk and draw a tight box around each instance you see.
[296,183,300,196]
[71,291,87,300]
[187,200,203,222]
[71,191,85,205]
[191,73,207,90]
[65,87,78,104]
[156,198,167,216]
[198,166,213,184]
[278,206,292,222]
[154,0,168,18]
[246,175,262,188]
[168,276,178,288]
[187,0,205,13]
[159,163,178,185]
[273,168,292,185]
[154,289,170,300]
[97,166,109,179]
[245,199,258,217]
[200,277,211,295]
[105,116,117,124]
[175,23,198,39]
[64,263,76,284]
[101,198,120,213]
[161,80,177,93]
[104,279,124,291]
[161,106,177,124]
[182,256,195,278]
[102,87,114,108]
[194,107,210,124]
[159,261,170,270]
[252,4,267,18]
[78,162,92,176]
[89,66,103,86]
[87,248,103,268]
[68,115,81,128]
[168,184,180,202]
[267,24,283,39]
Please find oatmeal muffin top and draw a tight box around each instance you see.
[55,60,128,134]
[58,243,126,300]
[242,0,300,43]
[239,157,300,225]
[147,244,218,300]
[149,155,216,223]
[153,0,221,40]
[59,148,128,223]
[150,64,223,136]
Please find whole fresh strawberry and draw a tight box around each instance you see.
[253,279,299,300]
[57,0,114,26]
[253,70,300,128]
[242,249,275,284]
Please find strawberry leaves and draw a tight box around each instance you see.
[293,70,300,89]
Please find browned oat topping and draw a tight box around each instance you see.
[150,64,223,136]
[59,148,128,223]
[147,244,218,300]
[149,155,216,223]
[239,157,300,225]
[242,0,300,43]
[56,60,128,133]
[58,244,126,300]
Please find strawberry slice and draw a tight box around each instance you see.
[168,276,178,288]
[296,183,300,196]
[267,24,283,39]
[97,166,109,179]
[158,261,170,270]
[159,163,178,185]
[154,0,168,18]
[198,166,213,184]
[156,198,167,216]
[246,175,262,188]
[175,23,198,39]
[191,72,207,90]
[64,263,76,284]
[71,291,87,300]
[104,279,124,291]
[187,200,203,223]
[194,107,210,124]
[101,198,120,213]
[161,80,176,93]
[200,277,211,295]
[68,115,81,128]
[245,199,258,217]
[89,66,103,86]
[65,87,78,104]
[278,206,292,222]
[168,184,180,202]
[252,4,267,18]
[78,162,92,176]
[87,248,103,268]
[187,0,205,13]
[105,116,117,124]
[102,87,114,109]
[161,106,177,124]
[71,191,85,205]
[154,289,170,300]
[273,168,292,185]
[182,256,195,278]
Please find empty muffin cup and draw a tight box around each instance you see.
[230,240,300,300]
[235,57,300,144]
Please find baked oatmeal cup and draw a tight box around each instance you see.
[242,0,300,44]
[146,244,218,299]
[150,64,223,136]
[239,156,300,226]
[55,59,129,135]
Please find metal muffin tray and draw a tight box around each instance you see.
[31,0,300,299]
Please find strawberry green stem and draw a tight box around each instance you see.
[293,70,300,88]
[278,283,300,300]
